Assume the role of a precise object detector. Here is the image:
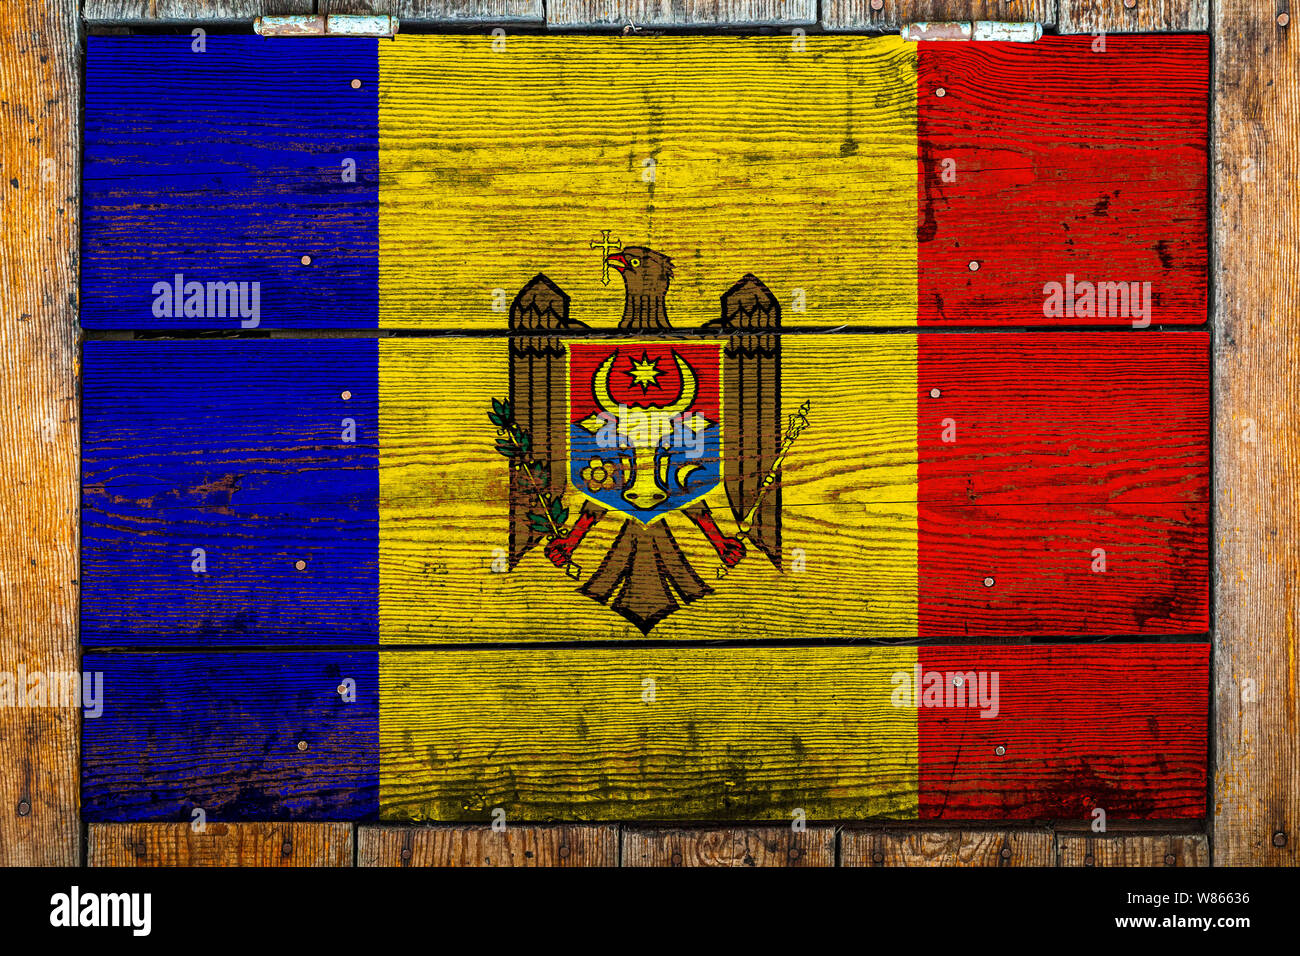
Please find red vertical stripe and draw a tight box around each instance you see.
[917,331,1209,636]
[917,644,1208,819]
[918,36,1209,326]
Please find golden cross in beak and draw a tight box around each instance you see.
[589,229,623,285]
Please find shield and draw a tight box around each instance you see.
[567,340,724,524]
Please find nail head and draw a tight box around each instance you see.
[16,800,30,816]
[968,260,980,272]
[1279,13,1291,25]
[929,387,941,398]
[1164,853,1176,865]
[300,255,312,266]
[297,740,308,752]
[351,78,362,89]
[341,390,352,401]
[983,576,995,587]
[995,745,1006,756]
[1273,830,1288,847]
[295,560,307,571]
[935,87,947,98]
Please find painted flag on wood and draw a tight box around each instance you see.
[81,644,1208,821]
[82,332,1208,644]
[82,34,1208,330]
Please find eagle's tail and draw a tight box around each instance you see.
[580,520,712,634]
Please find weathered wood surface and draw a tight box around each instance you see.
[0,0,81,867]
[88,822,353,866]
[358,824,617,865]
[918,35,1207,326]
[621,826,834,866]
[1057,0,1209,33]
[82,645,1206,821]
[546,0,816,26]
[81,334,1206,644]
[841,829,1055,866]
[317,0,544,19]
[1057,833,1208,867]
[1212,0,1300,866]
[84,0,312,20]
[822,0,1056,31]
[82,35,1207,330]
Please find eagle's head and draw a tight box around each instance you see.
[606,246,675,298]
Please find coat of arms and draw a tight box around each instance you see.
[489,243,809,633]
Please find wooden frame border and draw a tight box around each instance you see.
[1,0,1291,865]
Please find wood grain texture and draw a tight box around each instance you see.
[918,36,1208,326]
[1057,0,1208,33]
[0,0,80,866]
[83,0,313,21]
[822,0,1056,31]
[841,828,1055,866]
[1057,833,1208,866]
[87,823,353,866]
[1212,0,1300,866]
[358,824,617,865]
[319,0,543,20]
[546,0,816,26]
[621,826,834,866]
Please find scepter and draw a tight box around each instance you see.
[718,400,811,579]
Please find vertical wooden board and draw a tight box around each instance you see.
[546,0,817,26]
[822,0,1057,31]
[82,653,380,821]
[1058,0,1209,33]
[81,340,379,646]
[621,826,834,866]
[88,823,354,866]
[1213,0,1300,866]
[917,331,1209,636]
[358,824,617,865]
[379,647,920,821]
[378,334,918,643]
[379,35,917,330]
[840,829,1055,866]
[918,36,1208,326]
[0,0,80,866]
[84,2,314,21]
[1057,833,1208,867]
[82,36,378,330]
[917,644,1209,820]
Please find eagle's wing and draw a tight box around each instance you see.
[701,274,782,568]
[508,274,587,567]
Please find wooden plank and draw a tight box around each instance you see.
[1057,834,1208,866]
[822,0,1056,31]
[84,645,1205,821]
[1212,0,1300,866]
[358,824,617,865]
[82,333,1207,644]
[918,35,1208,326]
[84,0,314,21]
[0,0,80,867]
[82,35,379,330]
[88,823,353,866]
[918,645,1208,820]
[840,829,1055,866]
[621,826,834,866]
[318,0,544,20]
[546,0,817,26]
[1057,0,1208,33]
[82,652,380,821]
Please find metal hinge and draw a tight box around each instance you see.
[902,21,1043,42]
[253,14,400,37]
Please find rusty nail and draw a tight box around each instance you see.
[1273,830,1287,847]
[558,844,571,859]
[670,852,683,865]
[16,800,30,816]
[788,846,801,861]
[1279,13,1291,26]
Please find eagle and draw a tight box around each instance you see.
[506,245,782,633]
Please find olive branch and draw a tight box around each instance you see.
[489,398,576,561]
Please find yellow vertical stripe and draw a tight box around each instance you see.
[378,35,918,329]
[377,336,918,642]
[379,646,920,820]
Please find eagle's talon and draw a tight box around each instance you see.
[719,537,746,567]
